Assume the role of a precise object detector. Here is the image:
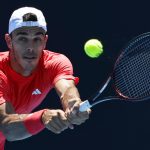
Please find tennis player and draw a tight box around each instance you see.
[0,7,91,150]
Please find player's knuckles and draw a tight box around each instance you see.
[62,119,70,126]
[73,119,85,125]
[56,124,68,132]
[67,114,76,123]
[69,117,81,124]
[66,111,73,119]
[67,116,76,125]
[44,110,59,121]
[47,115,59,124]
[44,111,68,132]
[65,111,70,119]
[75,122,83,125]
[56,117,69,128]
[47,118,62,128]
[57,121,69,130]
[51,111,65,120]
[66,112,89,125]
[73,115,89,124]
[51,128,61,134]
[45,123,59,133]
[82,114,89,120]
[79,111,90,118]
[47,122,67,133]
[66,116,73,124]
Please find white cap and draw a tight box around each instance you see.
[9,7,47,34]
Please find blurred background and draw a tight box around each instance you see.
[1,0,150,150]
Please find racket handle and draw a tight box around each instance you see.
[79,100,92,112]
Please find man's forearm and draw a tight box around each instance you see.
[0,110,45,141]
[61,86,81,110]
[0,113,31,141]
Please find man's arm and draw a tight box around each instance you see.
[54,79,91,125]
[0,101,71,141]
[54,79,81,110]
[0,102,32,141]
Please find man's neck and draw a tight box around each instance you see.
[11,61,33,76]
[9,54,33,77]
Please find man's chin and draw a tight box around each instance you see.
[21,59,39,71]
[23,64,37,72]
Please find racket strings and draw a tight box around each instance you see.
[116,52,150,86]
[114,34,150,99]
[124,35,150,56]
[122,52,150,97]
[116,65,150,97]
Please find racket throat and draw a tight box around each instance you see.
[92,76,111,101]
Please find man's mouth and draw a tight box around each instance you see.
[23,56,37,59]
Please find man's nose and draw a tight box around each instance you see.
[26,48,34,53]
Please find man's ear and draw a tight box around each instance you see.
[5,34,13,49]
[43,34,48,49]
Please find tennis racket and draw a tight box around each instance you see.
[80,32,150,112]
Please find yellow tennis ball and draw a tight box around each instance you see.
[84,39,103,58]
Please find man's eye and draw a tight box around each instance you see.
[34,38,42,42]
[18,37,27,42]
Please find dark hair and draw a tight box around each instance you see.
[23,13,37,21]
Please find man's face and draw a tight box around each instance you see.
[9,27,47,72]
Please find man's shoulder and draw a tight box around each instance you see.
[0,51,9,58]
[0,51,9,63]
[42,50,72,70]
[43,50,66,61]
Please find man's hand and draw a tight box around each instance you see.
[41,109,71,134]
[65,99,91,125]
[54,79,91,127]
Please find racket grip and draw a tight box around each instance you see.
[79,100,92,112]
